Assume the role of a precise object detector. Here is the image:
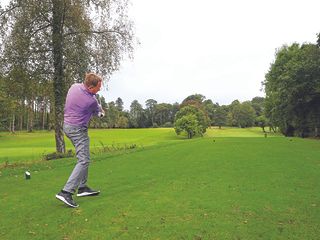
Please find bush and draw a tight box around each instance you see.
[162,122,173,128]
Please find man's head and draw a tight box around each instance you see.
[84,73,102,94]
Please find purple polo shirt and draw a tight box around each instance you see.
[64,83,100,127]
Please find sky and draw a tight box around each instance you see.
[2,0,320,109]
[104,0,320,109]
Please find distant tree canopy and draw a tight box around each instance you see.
[213,105,228,129]
[0,0,135,152]
[129,100,145,128]
[0,73,270,137]
[227,100,256,128]
[89,95,266,135]
[263,42,320,137]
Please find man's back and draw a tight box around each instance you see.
[64,83,98,126]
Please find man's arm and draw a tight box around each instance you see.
[94,98,105,118]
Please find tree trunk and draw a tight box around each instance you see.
[28,101,34,132]
[42,101,46,130]
[52,0,66,153]
[315,127,319,137]
[47,111,51,130]
[11,114,15,133]
[19,113,23,131]
[42,110,45,130]
[26,102,29,132]
[19,100,24,131]
[188,131,192,139]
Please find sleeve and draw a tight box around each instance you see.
[91,98,102,116]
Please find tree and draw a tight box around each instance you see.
[203,99,217,126]
[263,43,320,137]
[174,114,200,139]
[213,105,227,129]
[227,101,256,128]
[106,101,119,128]
[0,75,16,131]
[117,116,129,128]
[154,103,172,126]
[170,102,180,123]
[256,115,268,132]
[129,100,145,128]
[181,94,206,107]
[180,94,210,128]
[145,99,157,127]
[251,97,265,117]
[240,102,256,127]
[226,100,240,127]
[174,105,209,136]
[115,97,124,112]
[1,0,135,152]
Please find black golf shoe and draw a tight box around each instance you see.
[56,190,79,208]
[77,186,100,197]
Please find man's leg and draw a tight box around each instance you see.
[63,125,90,194]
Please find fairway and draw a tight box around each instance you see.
[0,128,179,164]
[1,128,320,239]
[0,127,278,165]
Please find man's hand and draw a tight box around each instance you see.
[98,110,105,118]
[97,103,105,117]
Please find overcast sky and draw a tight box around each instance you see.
[2,0,320,109]
[104,0,320,109]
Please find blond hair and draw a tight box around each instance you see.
[84,73,102,88]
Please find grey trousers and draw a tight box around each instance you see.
[63,124,90,194]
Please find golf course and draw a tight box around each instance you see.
[1,127,319,239]
[1,0,320,239]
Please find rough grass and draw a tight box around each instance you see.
[0,128,319,239]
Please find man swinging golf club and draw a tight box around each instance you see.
[56,73,105,208]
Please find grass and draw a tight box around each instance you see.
[0,127,319,239]
[0,127,278,165]
[0,128,179,164]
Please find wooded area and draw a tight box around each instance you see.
[264,36,320,137]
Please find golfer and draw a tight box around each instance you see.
[56,73,105,208]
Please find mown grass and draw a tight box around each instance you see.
[1,128,319,239]
[0,127,278,165]
[0,128,179,165]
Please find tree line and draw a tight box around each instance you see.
[263,34,320,138]
[0,90,267,134]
